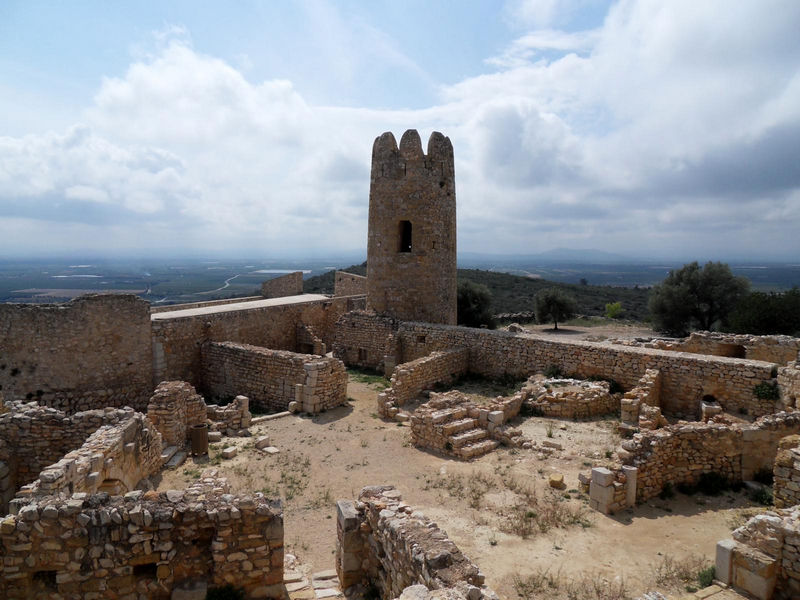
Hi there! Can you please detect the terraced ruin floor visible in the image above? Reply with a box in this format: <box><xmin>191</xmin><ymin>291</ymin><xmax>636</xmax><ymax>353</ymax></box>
<box><xmin>157</xmin><ymin>324</ymin><xmax>769</xmax><ymax>600</ymax></box>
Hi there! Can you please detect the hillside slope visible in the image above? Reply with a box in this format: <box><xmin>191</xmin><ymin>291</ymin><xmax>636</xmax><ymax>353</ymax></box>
<box><xmin>304</xmin><ymin>264</ymin><xmax>650</xmax><ymax>321</ymax></box>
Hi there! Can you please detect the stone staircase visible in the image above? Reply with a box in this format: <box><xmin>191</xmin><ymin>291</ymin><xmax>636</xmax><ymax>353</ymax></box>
<box><xmin>431</xmin><ymin>407</ymin><xmax>499</xmax><ymax>459</ymax></box>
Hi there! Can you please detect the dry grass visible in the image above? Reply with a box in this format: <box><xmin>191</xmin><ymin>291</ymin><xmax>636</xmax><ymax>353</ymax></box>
<box><xmin>650</xmin><ymin>554</ymin><xmax>712</xmax><ymax>593</ymax></box>
<box><xmin>513</xmin><ymin>567</ymin><xmax>630</xmax><ymax>600</ymax></box>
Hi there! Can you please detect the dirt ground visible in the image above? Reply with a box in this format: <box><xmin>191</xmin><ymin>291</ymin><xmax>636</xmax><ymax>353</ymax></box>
<box><xmin>157</xmin><ymin>323</ymin><xmax>766</xmax><ymax>600</ymax></box>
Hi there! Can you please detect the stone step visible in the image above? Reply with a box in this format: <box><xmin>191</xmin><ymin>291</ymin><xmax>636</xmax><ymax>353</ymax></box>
<box><xmin>160</xmin><ymin>445</ymin><xmax>178</xmax><ymax>463</ymax></box>
<box><xmin>449</xmin><ymin>428</ymin><xmax>488</xmax><ymax>448</ymax></box>
<box><xmin>459</xmin><ymin>439</ymin><xmax>499</xmax><ymax>459</ymax></box>
<box><xmin>430</xmin><ymin>407</ymin><xmax>468</xmax><ymax>424</ymax></box>
<box><xmin>442</xmin><ymin>417</ymin><xmax>477</xmax><ymax>436</ymax></box>
<box><xmin>165</xmin><ymin>451</ymin><xmax>187</xmax><ymax>468</ymax></box>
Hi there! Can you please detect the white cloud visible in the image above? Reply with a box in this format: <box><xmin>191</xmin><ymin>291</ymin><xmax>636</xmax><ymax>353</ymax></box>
<box><xmin>1</xmin><ymin>1</ymin><xmax>799</xmax><ymax>260</ymax></box>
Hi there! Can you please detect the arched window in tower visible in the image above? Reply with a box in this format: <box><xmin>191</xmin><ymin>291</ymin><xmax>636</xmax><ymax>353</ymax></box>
<box><xmin>398</xmin><ymin>220</ymin><xmax>412</xmax><ymax>252</ymax></box>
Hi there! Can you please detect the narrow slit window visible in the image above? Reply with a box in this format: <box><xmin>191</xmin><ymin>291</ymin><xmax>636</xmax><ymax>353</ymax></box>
<box><xmin>398</xmin><ymin>220</ymin><xmax>412</xmax><ymax>253</ymax></box>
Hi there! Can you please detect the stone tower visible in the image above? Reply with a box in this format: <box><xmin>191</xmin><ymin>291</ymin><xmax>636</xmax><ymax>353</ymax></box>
<box><xmin>366</xmin><ymin>129</ymin><xmax>457</xmax><ymax>325</ymax></box>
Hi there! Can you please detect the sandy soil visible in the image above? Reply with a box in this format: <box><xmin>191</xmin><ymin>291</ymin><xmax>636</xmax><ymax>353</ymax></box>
<box><xmin>157</xmin><ymin>323</ymin><xmax>765</xmax><ymax>600</ymax></box>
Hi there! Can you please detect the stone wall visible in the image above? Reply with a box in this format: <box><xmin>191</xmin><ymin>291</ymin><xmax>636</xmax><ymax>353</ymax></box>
<box><xmin>0</xmin><ymin>294</ymin><xmax>153</xmax><ymax>413</ymax></box>
<box><xmin>620</xmin><ymin>369</ymin><xmax>663</xmax><ymax>430</ymax></box>
<box><xmin>717</xmin><ymin>508</ymin><xmax>800</xmax><ymax>600</ymax></box>
<box><xmin>612</xmin><ymin>332</ymin><xmax>800</xmax><ymax>366</ymax></box>
<box><xmin>297</xmin><ymin>323</ymin><xmax>326</xmax><ymax>355</ymax></box>
<box><xmin>333</xmin><ymin>310</ymin><xmax>399</xmax><ymax>373</ymax></box>
<box><xmin>152</xmin><ymin>295</ymin><xmax>359</xmax><ymax>386</ymax></box>
<box><xmin>366</xmin><ymin>130</ymin><xmax>457</xmax><ymax>325</ymax></box>
<box><xmin>377</xmin><ymin>348</ymin><xmax>469</xmax><ymax>418</ymax></box>
<box><xmin>774</xmin><ymin>435</ymin><xmax>800</xmax><ymax>509</ymax></box>
<box><xmin>15</xmin><ymin>412</ymin><xmax>162</xmax><ymax>500</ymax></box>
<box><xmin>336</xmin><ymin>485</ymin><xmax>496</xmax><ymax>600</ymax></box>
<box><xmin>146</xmin><ymin>381</ymin><xmax>207</xmax><ymax>447</ymax></box>
<box><xmin>334</xmin><ymin>271</ymin><xmax>367</xmax><ymax>297</ymax></box>
<box><xmin>618</xmin><ymin>411</ymin><xmax>800</xmax><ymax>502</ymax></box>
<box><xmin>207</xmin><ymin>395</ymin><xmax>252</xmax><ymax>435</ymax></box>
<box><xmin>523</xmin><ymin>377</ymin><xmax>618</xmax><ymax>420</ymax></box>
<box><xmin>0</xmin><ymin>470</ymin><xmax>284</xmax><ymax>600</ymax></box>
<box><xmin>201</xmin><ymin>342</ymin><xmax>347</xmax><ymax>414</ymax></box>
<box><xmin>0</xmin><ymin>402</ymin><xmax>147</xmax><ymax>514</ymax></box>
<box><xmin>392</xmin><ymin>321</ymin><xmax>779</xmax><ymax>418</ymax></box>
<box><xmin>261</xmin><ymin>271</ymin><xmax>304</xmax><ymax>299</ymax></box>
<box><xmin>778</xmin><ymin>364</ymin><xmax>800</xmax><ymax>410</ymax></box>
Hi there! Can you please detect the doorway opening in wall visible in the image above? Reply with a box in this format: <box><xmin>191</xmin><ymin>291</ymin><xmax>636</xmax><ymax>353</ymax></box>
<box><xmin>398</xmin><ymin>221</ymin><xmax>412</xmax><ymax>253</ymax></box>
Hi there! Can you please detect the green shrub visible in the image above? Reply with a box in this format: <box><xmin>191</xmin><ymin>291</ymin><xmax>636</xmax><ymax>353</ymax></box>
<box><xmin>753</xmin><ymin>381</ymin><xmax>779</xmax><ymax>401</ymax></box>
<box><xmin>544</xmin><ymin>365</ymin><xmax>563</xmax><ymax>378</ymax></box>
<box><xmin>659</xmin><ymin>482</ymin><xmax>675</xmax><ymax>500</ymax></box>
<box><xmin>750</xmin><ymin>487</ymin><xmax>773</xmax><ymax>506</ymax></box>
<box><xmin>604</xmin><ymin>301</ymin><xmax>624</xmax><ymax>319</ymax></box>
<box><xmin>457</xmin><ymin>280</ymin><xmax>495</xmax><ymax>328</ymax></box>
<box><xmin>697</xmin><ymin>566</ymin><xmax>715</xmax><ymax>588</ymax></box>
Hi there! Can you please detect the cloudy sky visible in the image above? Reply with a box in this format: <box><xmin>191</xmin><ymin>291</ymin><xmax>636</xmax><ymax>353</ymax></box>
<box><xmin>1</xmin><ymin>0</ymin><xmax>799</xmax><ymax>261</ymax></box>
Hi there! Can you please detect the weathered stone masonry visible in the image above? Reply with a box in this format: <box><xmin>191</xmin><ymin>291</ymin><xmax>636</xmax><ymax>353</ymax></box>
<box><xmin>201</xmin><ymin>341</ymin><xmax>347</xmax><ymax>414</ymax></box>
<box><xmin>0</xmin><ymin>295</ymin><xmax>153</xmax><ymax>413</ymax></box>
<box><xmin>152</xmin><ymin>295</ymin><xmax>361</xmax><ymax>388</ymax></box>
<box><xmin>334</xmin><ymin>271</ymin><xmax>367</xmax><ymax>297</ymax></box>
<box><xmin>367</xmin><ymin>130</ymin><xmax>457</xmax><ymax>325</ymax></box>
<box><xmin>336</xmin><ymin>486</ymin><xmax>496</xmax><ymax>600</ymax></box>
<box><xmin>261</xmin><ymin>271</ymin><xmax>303</xmax><ymax>299</ymax></box>
<box><xmin>146</xmin><ymin>381</ymin><xmax>207</xmax><ymax>447</ymax></box>
<box><xmin>0</xmin><ymin>470</ymin><xmax>284</xmax><ymax>600</ymax></box>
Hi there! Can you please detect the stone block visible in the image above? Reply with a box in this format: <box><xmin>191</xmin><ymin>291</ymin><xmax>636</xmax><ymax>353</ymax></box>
<box><xmin>592</xmin><ymin>467</ymin><xmax>615</xmax><ymax>487</ymax></box>
<box><xmin>715</xmin><ymin>539</ymin><xmax>737</xmax><ymax>585</ymax></box>
<box><xmin>221</xmin><ymin>447</ymin><xmax>238</xmax><ymax>459</ymax></box>
<box><xmin>255</xmin><ymin>436</ymin><xmax>271</xmax><ymax>450</ymax></box>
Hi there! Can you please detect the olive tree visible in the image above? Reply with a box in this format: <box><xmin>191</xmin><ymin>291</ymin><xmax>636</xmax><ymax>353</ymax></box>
<box><xmin>535</xmin><ymin>288</ymin><xmax>577</xmax><ymax>330</ymax></box>
<box><xmin>648</xmin><ymin>261</ymin><xmax>749</xmax><ymax>336</ymax></box>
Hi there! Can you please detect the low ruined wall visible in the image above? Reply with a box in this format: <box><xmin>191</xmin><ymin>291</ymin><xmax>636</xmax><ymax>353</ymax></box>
<box><xmin>336</xmin><ymin>486</ymin><xmax>496</xmax><ymax>600</ymax></box>
<box><xmin>620</xmin><ymin>369</ymin><xmax>663</xmax><ymax>428</ymax></box>
<box><xmin>0</xmin><ymin>294</ymin><xmax>153</xmax><ymax>412</ymax></box>
<box><xmin>146</xmin><ymin>381</ymin><xmax>207</xmax><ymax>447</ymax></box>
<box><xmin>0</xmin><ymin>470</ymin><xmax>284</xmax><ymax>600</ymax></box>
<box><xmin>0</xmin><ymin>402</ymin><xmax>145</xmax><ymax>514</ymax></box>
<box><xmin>150</xmin><ymin>296</ymin><xmax>263</xmax><ymax>314</ymax></box>
<box><xmin>333</xmin><ymin>310</ymin><xmax>399</xmax><ymax>372</ymax></box>
<box><xmin>201</xmin><ymin>341</ymin><xmax>347</xmax><ymax>414</ymax></box>
<box><xmin>778</xmin><ymin>364</ymin><xmax>800</xmax><ymax>410</ymax></box>
<box><xmin>391</xmin><ymin>321</ymin><xmax>778</xmax><ymax>418</ymax></box>
<box><xmin>297</xmin><ymin>323</ymin><xmax>326</xmax><ymax>355</ymax></box>
<box><xmin>619</xmin><ymin>412</ymin><xmax>800</xmax><ymax>502</ymax></box>
<box><xmin>378</xmin><ymin>348</ymin><xmax>469</xmax><ymax>417</ymax></box>
<box><xmin>152</xmin><ymin>295</ymin><xmax>359</xmax><ymax>387</ymax></box>
<box><xmin>774</xmin><ymin>435</ymin><xmax>800</xmax><ymax>509</ymax></box>
<box><xmin>717</xmin><ymin>508</ymin><xmax>800</xmax><ymax>600</ymax></box>
<box><xmin>207</xmin><ymin>395</ymin><xmax>251</xmax><ymax>434</ymax></box>
<box><xmin>334</xmin><ymin>271</ymin><xmax>367</xmax><ymax>297</ymax></box>
<box><xmin>261</xmin><ymin>271</ymin><xmax>303</xmax><ymax>298</ymax></box>
<box><xmin>15</xmin><ymin>413</ymin><xmax>162</xmax><ymax>500</ymax></box>
<box><xmin>524</xmin><ymin>378</ymin><xmax>618</xmax><ymax>419</ymax></box>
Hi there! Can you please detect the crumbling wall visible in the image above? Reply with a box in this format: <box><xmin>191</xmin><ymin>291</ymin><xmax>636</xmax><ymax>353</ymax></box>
<box><xmin>0</xmin><ymin>294</ymin><xmax>153</xmax><ymax>412</ymax></box>
<box><xmin>393</xmin><ymin>321</ymin><xmax>778</xmax><ymax>418</ymax></box>
<box><xmin>334</xmin><ymin>271</ymin><xmax>367</xmax><ymax>297</ymax></box>
<box><xmin>717</xmin><ymin>509</ymin><xmax>800</xmax><ymax>600</ymax></box>
<box><xmin>523</xmin><ymin>377</ymin><xmax>618</xmax><ymax>419</ymax></box>
<box><xmin>336</xmin><ymin>486</ymin><xmax>496</xmax><ymax>600</ymax></box>
<box><xmin>0</xmin><ymin>402</ymin><xmax>145</xmax><ymax>514</ymax></box>
<box><xmin>620</xmin><ymin>369</ymin><xmax>663</xmax><ymax>431</ymax></box>
<box><xmin>207</xmin><ymin>395</ymin><xmax>252</xmax><ymax>434</ymax></box>
<box><xmin>778</xmin><ymin>363</ymin><xmax>800</xmax><ymax>410</ymax></box>
<box><xmin>0</xmin><ymin>470</ymin><xmax>284</xmax><ymax>600</ymax></box>
<box><xmin>201</xmin><ymin>341</ymin><xmax>347</xmax><ymax>414</ymax></box>
<box><xmin>377</xmin><ymin>348</ymin><xmax>469</xmax><ymax>417</ymax></box>
<box><xmin>152</xmin><ymin>295</ymin><xmax>357</xmax><ymax>386</ymax></box>
<box><xmin>773</xmin><ymin>435</ymin><xmax>800</xmax><ymax>509</ymax></box>
<box><xmin>146</xmin><ymin>381</ymin><xmax>207</xmax><ymax>447</ymax></box>
<box><xmin>619</xmin><ymin>411</ymin><xmax>800</xmax><ymax>502</ymax></box>
<box><xmin>297</xmin><ymin>323</ymin><xmax>326</xmax><ymax>355</ymax></box>
<box><xmin>261</xmin><ymin>271</ymin><xmax>304</xmax><ymax>298</ymax></box>
<box><xmin>15</xmin><ymin>412</ymin><xmax>162</xmax><ymax>499</ymax></box>
<box><xmin>333</xmin><ymin>310</ymin><xmax>399</xmax><ymax>373</ymax></box>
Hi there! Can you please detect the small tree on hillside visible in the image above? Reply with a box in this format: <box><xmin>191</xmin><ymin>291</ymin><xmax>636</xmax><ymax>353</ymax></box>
<box><xmin>649</xmin><ymin>261</ymin><xmax>749</xmax><ymax>336</ymax></box>
<box><xmin>535</xmin><ymin>288</ymin><xmax>577</xmax><ymax>330</ymax></box>
<box><xmin>457</xmin><ymin>280</ymin><xmax>495</xmax><ymax>328</ymax></box>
